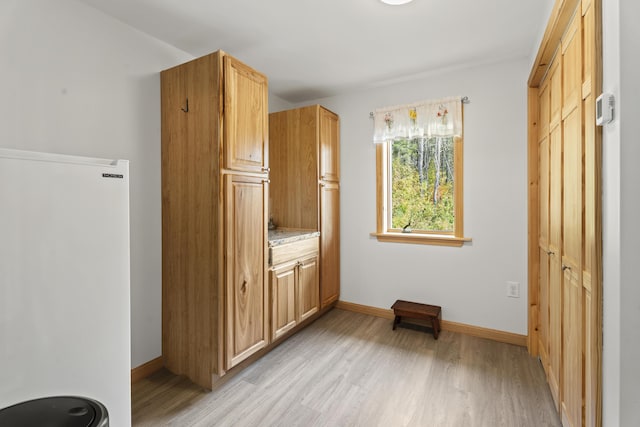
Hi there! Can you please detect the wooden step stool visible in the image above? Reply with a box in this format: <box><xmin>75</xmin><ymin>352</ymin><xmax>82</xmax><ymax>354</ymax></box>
<box><xmin>391</xmin><ymin>300</ymin><xmax>442</xmax><ymax>339</ymax></box>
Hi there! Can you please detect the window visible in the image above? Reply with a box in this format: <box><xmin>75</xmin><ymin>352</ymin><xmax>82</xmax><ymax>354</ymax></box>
<box><xmin>371</xmin><ymin>97</ymin><xmax>471</xmax><ymax>246</ymax></box>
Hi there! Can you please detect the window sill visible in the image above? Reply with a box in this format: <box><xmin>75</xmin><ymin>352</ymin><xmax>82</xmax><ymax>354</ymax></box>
<box><xmin>370</xmin><ymin>232</ymin><xmax>472</xmax><ymax>247</ymax></box>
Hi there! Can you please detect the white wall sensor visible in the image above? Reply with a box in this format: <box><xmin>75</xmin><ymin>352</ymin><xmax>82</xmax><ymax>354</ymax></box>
<box><xmin>596</xmin><ymin>93</ymin><xmax>614</xmax><ymax>125</ymax></box>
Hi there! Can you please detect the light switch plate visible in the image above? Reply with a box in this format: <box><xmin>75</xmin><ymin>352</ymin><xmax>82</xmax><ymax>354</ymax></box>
<box><xmin>507</xmin><ymin>281</ymin><xmax>520</xmax><ymax>298</ymax></box>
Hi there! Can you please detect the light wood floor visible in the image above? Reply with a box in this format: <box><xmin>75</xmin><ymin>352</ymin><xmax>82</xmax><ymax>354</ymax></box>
<box><xmin>132</xmin><ymin>309</ymin><xmax>561</xmax><ymax>427</ymax></box>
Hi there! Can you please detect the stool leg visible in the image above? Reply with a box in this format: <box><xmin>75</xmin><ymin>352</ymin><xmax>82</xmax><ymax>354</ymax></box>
<box><xmin>393</xmin><ymin>315</ymin><xmax>401</xmax><ymax>330</ymax></box>
<box><xmin>431</xmin><ymin>317</ymin><xmax>440</xmax><ymax>340</ymax></box>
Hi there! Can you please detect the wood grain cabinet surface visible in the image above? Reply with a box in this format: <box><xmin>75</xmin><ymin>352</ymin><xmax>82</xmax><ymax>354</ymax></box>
<box><xmin>269</xmin><ymin>238</ymin><xmax>319</xmax><ymax>342</ymax></box>
<box><xmin>161</xmin><ymin>50</ymin><xmax>269</xmax><ymax>389</ymax></box>
<box><xmin>269</xmin><ymin>105</ymin><xmax>340</xmax><ymax>309</ymax></box>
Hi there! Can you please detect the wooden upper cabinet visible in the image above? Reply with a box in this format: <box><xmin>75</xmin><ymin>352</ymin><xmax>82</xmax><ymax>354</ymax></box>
<box><xmin>319</xmin><ymin>107</ymin><xmax>340</xmax><ymax>182</ymax></box>
<box><xmin>223</xmin><ymin>56</ymin><xmax>269</xmax><ymax>173</ymax></box>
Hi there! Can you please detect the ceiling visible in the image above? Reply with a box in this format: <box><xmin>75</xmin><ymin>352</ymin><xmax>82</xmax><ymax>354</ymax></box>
<box><xmin>77</xmin><ymin>0</ymin><xmax>553</xmax><ymax>103</ymax></box>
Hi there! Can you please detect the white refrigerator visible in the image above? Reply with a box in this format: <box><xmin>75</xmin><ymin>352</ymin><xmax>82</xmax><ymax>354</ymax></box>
<box><xmin>0</xmin><ymin>148</ymin><xmax>131</xmax><ymax>426</ymax></box>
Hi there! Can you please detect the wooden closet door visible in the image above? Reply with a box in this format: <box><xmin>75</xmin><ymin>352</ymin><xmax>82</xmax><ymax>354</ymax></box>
<box><xmin>561</xmin><ymin>13</ymin><xmax>583</xmax><ymax>427</ymax></box>
<box><xmin>530</xmin><ymin>2</ymin><xmax>602</xmax><ymax>424</ymax></box>
<box><xmin>548</xmin><ymin>60</ymin><xmax>563</xmax><ymax>411</ymax></box>
<box><xmin>582</xmin><ymin>1</ymin><xmax>602</xmax><ymax>425</ymax></box>
<box><xmin>537</xmin><ymin>82</ymin><xmax>551</xmax><ymax>373</ymax></box>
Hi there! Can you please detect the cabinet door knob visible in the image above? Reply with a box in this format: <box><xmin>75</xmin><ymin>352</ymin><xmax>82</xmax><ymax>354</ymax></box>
<box><xmin>546</xmin><ymin>250</ymin><xmax>555</xmax><ymax>256</ymax></box>
<box><xmin>261</xmin><ymin>167</ymin><xmax>270</xmax><ymax>172</ymax></box>
<box><xmin>562</xmin><ymin>264</ymin><xmax>571</xmax><ymax>271</ymax></box>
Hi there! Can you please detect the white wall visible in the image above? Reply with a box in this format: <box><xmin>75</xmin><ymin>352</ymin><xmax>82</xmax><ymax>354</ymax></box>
<box><xmin>0</xmin><ymin>0</ymin><xmax>192</xmax><ymax>369</ymax></box>
<box><xmin>602</xmin><ymin>0</ymin><xmax>621</xmax><ymax>424</ymax></box>
<box><xmin>602</xmin><ymin>0</ymin><xmax>640</xmax><ymax>424</ymax></box>
<box><xmin>617</xmin><ymin>1</ymin><xmax>640</xmax><ymax>422</ymax></box>
<box><xmin>304</xmin><ymin>58</ymin><xmax>530</xmax><ymax>335</ymax></box>
<box><xmin>528</xmin><ymin>0</ymin><xmax>558</xmax><ymax>68</ymax></box>
<box><xmin>0</xmin><ymin>0</ymin><xmax>312</xmax><ymax>374</ymax></box>
<box><xmin>269</xmin><ymin>93</ymin><xmax>294</xmax><ymax>114</ymax></box>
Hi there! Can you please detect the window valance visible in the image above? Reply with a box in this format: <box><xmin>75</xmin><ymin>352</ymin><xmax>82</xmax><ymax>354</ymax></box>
<box><xmin>372</xmin><ymin>96</ymin><xmax>463</xmax><ymax>144</ymax></box>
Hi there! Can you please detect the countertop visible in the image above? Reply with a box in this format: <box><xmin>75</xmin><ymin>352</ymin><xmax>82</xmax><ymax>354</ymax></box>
<box><xmin>268</xmin><ymin>229</ymin><xmax>320</xmax><ymax>247</ymax></box>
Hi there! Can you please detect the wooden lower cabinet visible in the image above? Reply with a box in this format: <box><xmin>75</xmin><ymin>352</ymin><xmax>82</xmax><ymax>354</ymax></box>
<box><xmin>298</xmin><ymin>256</ymin><xmax>320</xmax><ymax>321</ymax></box>
<box><xmin>270</xmin><ymin>262</ymin><xmax>297</xmax><ymax>341</ymax></box>
<box><xmin>269</xmin><ymin>239</ymin><xmax>319</xmax><ymax>342</ymax></box>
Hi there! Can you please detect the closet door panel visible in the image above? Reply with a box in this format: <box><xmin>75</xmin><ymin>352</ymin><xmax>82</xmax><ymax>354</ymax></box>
<box><xmin>548</xmin><ymin>121</ymin><xmax>563</xmax><ymax>410</ymax></box>
<box><xmin>582</xmin><ymin>2</ymin><xmax>601</xmax><ymax>425</ymax></box>
<box><xmin>538</xmin><ymin>89</ymin><xmax>551</xmax><ymax>371</ymax></box>
<box><xmin>547</xmin><ymin>59</ymin><xmax>563</xmax><ymax>411</ymax></box>
<box><xmin>560</xmin><ymin>14</ymin><xmax>583</xmax><ymax>427</ymax></box>
<box><xmin>561</xmin><ymin>108</ymin><xmax>583</xmax><ymax>427</ymax></box>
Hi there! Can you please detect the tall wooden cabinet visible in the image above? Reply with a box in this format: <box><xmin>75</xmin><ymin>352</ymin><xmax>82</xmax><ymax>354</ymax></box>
<box><xmin>161</xmin><ymin>50</ymin><xmax>269</xmax><ymax>389</ymax></box>
<box><xmin>269</xmin><ymin>105</ymin><xmax>340</xmax><ymax>309</ymax></box>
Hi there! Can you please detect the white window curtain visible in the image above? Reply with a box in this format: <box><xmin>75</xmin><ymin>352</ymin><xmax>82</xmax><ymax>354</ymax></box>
<box><xmin>372</xmin><ymin>96</ymin><xmax>463</xmax><ymax>143</ymax></box>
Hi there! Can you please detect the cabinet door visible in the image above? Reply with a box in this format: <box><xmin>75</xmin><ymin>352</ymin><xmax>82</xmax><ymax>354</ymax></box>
<box><xmin>319</xmin><ymin>108</ymin><xmax>339</xmax><ymax>182</ymax></box>
<box><xmin>270</xmin><ymin>262</ymin><xmax>297</xmax><ymax>341</ymax></box>
<box><xmin>225</xmin><ymin>174</ymin><xmax>269</xmax><ymax>369</ymax></box>
<box><xmin>320</xmin><ymin>181</ymin><xmax>340</xmax><ymax>308</ymax></box>
<box><xmin>223</xmin><ymin>55</ymin><xmax>269</xmax><ymax>173</ymax></box>
<box><xmin>298</xmin><ymin>255</ymin><xmax>319</xmax><ymax>322</ymax></box>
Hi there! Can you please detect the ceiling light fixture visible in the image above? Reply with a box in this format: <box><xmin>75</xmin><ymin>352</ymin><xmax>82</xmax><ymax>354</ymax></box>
<box><xmin>380</xmin><ymin>0</ymin><xmax>414</xmax><ymax>5</ymax></box>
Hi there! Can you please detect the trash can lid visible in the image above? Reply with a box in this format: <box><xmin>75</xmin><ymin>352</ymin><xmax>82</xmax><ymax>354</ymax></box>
<box><xmin>0</xmin><ymin>396</ymin><xmax>106</xmax><ymax>427</ymax></box>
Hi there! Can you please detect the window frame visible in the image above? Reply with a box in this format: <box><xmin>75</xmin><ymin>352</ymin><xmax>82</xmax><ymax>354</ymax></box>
<box><xmin>372</xmin><ymin>135</ymin><xmax>471</xmax><ymax>247</ymax></box>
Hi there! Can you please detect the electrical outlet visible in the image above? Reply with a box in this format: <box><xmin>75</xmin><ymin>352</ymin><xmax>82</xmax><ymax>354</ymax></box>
<box><xmin>507</xmin><ymin>281</ymin><xmax>520</xmax><ymax>298</ymax></box>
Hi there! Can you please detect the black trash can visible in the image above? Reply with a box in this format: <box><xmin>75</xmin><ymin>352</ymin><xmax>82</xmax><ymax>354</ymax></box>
<box><xmin>0</xmin><ymin>396</ymin><xmax>108</xmax><ymax>427</ymax></box>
